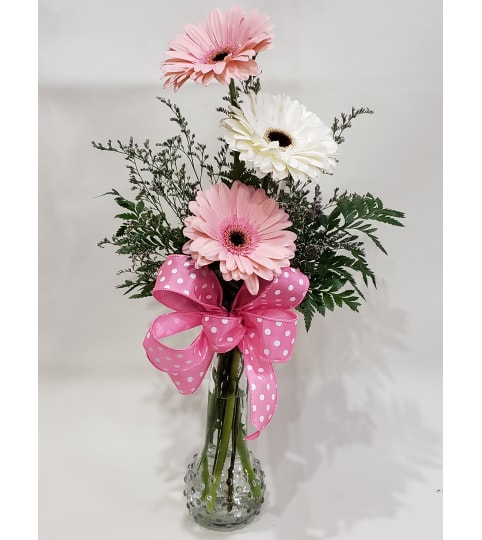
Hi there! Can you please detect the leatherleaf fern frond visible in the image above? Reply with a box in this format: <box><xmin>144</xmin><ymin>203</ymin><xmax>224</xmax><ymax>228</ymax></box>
<box><xmin>260</xmin><ymin>179</ymin><xmax>405</xmax><ymax>331</ymax></box>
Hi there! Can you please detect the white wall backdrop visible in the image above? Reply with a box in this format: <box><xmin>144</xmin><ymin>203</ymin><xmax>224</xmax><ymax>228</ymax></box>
<box><xmin>39</xmin><ymin>1</ymin><xmax>442</xmax><ymax>539</ymax></box>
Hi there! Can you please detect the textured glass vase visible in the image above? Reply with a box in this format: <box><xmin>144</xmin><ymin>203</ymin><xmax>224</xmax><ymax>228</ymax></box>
<box><xmin>184</xmin><ymin>347</ymin><xmax>266</xmax><ymax>530</ymax></box>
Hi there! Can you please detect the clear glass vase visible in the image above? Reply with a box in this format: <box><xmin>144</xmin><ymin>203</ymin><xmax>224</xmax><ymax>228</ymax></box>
<box><xmin>184</xmin><ymin>347</ymin><xmax>266</xmax><ymax>530</ymax></box>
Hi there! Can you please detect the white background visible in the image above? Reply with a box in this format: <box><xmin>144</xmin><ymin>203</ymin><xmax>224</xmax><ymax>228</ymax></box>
<box><xmin>38</xmin><ymin>1</ymin><xmax>442</xmax><ymax>538</ymax></box>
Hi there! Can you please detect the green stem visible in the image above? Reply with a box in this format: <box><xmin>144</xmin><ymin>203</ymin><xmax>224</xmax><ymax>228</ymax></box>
<box><xmin>205</xmin><ymin>348</ymin><xmax>242</xmax><ymax>513</ymax></box>
<box><xmin>199</xmin><ymin>391</ymin><xmax>216</xmax><ymax>498</ymax></box>
<box><xmin>236</xmin><ymin>429</ymin><xmax>262</xmax><ymax>500</ymax></box>
<box><xmin>200</xmin><ymin>451</ymin><xmax>209</xmax><ymax>499</ymax></box>
<box><xmin>227</xmin><ymin>397</ymin><xmax>239</xmax><ymax>511</ymax></box>
<box><xmin>227</xmin><ymin>79</ymin><xmax>245</xmax><ymax>176</ymax></box>
<box><xmin>228</xmin><ymin>79</ymin><xmax>238</xmax><ymax>108</ymax></box>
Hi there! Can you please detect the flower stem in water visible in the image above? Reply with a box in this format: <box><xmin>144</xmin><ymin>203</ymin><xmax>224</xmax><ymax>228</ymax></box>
<box><xmin>205</xmin><ymin>348</ymin><xmax>241</xmax><ymax>513</ymax></box>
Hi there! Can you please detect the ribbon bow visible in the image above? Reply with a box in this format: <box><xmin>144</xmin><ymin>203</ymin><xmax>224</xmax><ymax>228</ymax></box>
<box><xmin>143</xmin><ymin>254</ymin><xmax>309</xmax><ymax>439</ymax></box>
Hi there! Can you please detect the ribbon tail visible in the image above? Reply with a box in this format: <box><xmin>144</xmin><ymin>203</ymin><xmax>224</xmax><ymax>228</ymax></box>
<box><xmin>242</xmin><ymin>342</ymin><xmax>279</xmax><ymax>440</ymax></box>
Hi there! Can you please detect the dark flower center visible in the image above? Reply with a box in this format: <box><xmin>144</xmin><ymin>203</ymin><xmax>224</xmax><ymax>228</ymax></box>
<box><xmin>228</xmin><ymin>231</ymin><xmax>246</xmax><ymax>247</ymax></box>
<box><xmin>212</xmin><ymin>51</ymin><xmax>230</xmax><ymax>62</ymax></box>
<box><xmin>264</xmin><ymin>129</ymin><xmax>293</xmax><ymax>149</ymax></box>
<box><xmin>221</xmin><ymin>219</ymin><xmax>258</xmax><ymax>255</ymax></box>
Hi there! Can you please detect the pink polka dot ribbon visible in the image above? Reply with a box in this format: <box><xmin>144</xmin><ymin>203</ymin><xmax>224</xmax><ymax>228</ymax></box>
<box><xmin>142</xmin><ymin>254</ymin><xmax>309</xmax><ymax>439</ymax></box>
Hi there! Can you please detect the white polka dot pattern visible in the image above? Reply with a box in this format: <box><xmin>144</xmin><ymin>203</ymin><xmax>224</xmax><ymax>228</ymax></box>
<box><xmin>152</xmin><ymin>254</ymin><xmax>224</xmax><ymax>312</ymax></box>
<box><xmin>143</xmin><ymin>254</ymin><xmax>310</xmax><ymax>440</ymax></box>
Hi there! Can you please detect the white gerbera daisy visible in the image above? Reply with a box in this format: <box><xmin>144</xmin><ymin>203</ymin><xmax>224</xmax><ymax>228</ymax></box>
<box><xmin>221</xmin><ymin>93</ymin><xmax>338</xmax><ymax>183</ymax></box>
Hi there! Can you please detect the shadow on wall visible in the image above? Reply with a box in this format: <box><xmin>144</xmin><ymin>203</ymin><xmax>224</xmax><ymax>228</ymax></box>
<box><xmin>262</xmin><ymin>282</ymin><xmax>441</xmax><ymax>539</ymax></box>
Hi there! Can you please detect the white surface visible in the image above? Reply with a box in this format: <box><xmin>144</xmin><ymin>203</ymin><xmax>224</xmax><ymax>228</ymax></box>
<box><xmin>39</xmin><ymin>0</ymin><xmax>442</xmax><ymax>538</ymax></box>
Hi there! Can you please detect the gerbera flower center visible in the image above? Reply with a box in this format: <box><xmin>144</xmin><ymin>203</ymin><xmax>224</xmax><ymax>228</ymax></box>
<box><xmin>228</xmin><ymin>231</ymin><xmax>246</xmax><ymax>246</ymax></box>
<box><xmin>224</xmin><ymin>227</ymin><xmax>251</xmax><ymax>251</ymax></box>
<box><xmin>264</xmin><ymin>128</ymin><xmax>293</xmax><ymax>150</ymax></box>
<box><xmin>204</xmin><ymin>46</ymin><xmax>236</xmax><ymax>64</ymax></box>
<box><xmin>212</xmin><ymin>50</ymin><xmax>230</xmax><ymax>62</ymax></box>
<box><xmin>220</xmin><ymin>218</ymin><xmax>258</xmax><ymax>254</ymax></box>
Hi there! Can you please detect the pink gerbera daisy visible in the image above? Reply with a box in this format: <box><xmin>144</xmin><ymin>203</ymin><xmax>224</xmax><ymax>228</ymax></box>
<box><xmin>162</xmin><ymin>6</ymin><xmax>274</xmax><ymax>91</ymax></box>
<box><xmin>182</xmin><ymin>181</ymin><xmax>296</xmax><ymax>295</ymax></box>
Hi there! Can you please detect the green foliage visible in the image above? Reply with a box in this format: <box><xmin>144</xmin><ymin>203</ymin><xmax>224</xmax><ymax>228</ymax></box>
<box><xmin>94</xmin><ymin>86</ymin><xmax>404</xmax><ymax>328</ymax></box>
<box><xmin>97</xmin><ymin>189</ymin><xmax>186</xmax><ymax>298</ymax></box>
<box><xmin>293</xmin><ymin>188</ymin><xmax>405</xmax><ymax>330</ymax></box>
<box><xmin>93</xmin><ymin>99</ymin><xmax>224</xmax><ymax>297</ymax></box>
<box><xmin>256</xmin><ymin>177</ymin><xmax>404</xmax><ymax>331</ymax></box>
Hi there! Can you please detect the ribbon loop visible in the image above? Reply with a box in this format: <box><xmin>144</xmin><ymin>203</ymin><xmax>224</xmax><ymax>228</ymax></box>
<box><xmin>153</xmin><ymin>254</ymin><xmax>224</xmax><ymax>312</ymax></box>
<box><xmin>143</xmin><ymin>254</ymin><xmax>309</xmax><ymax>438</ymax></box>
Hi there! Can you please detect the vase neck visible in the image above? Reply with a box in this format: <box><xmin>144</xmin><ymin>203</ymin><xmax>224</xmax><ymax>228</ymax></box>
<box><xmin>209</xmin><ymin>347</ymin><xmax>247</xmax><ymax>398</ymax></box>
<box><xmin>204</xmin><ymin>348</ymin><xmax>248</xmax><ymax>448</ymax></box>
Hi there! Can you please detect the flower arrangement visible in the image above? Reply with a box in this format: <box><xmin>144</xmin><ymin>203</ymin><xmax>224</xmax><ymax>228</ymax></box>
<box><xmin>93</xmin><ymin>5</ymin><xmax>404</xmax><ymax>530</ymax></box>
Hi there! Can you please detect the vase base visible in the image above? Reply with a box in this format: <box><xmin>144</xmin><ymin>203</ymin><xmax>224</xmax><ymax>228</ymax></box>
<box><xmin>184</xmin><ymin>446</ymin><xmax>265</xmax><ymax>531</ymax></box>
<box><xmin>189</xmin><ymin>509</ymin><xmax>260</xmax><ymax>532</ymax></box>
